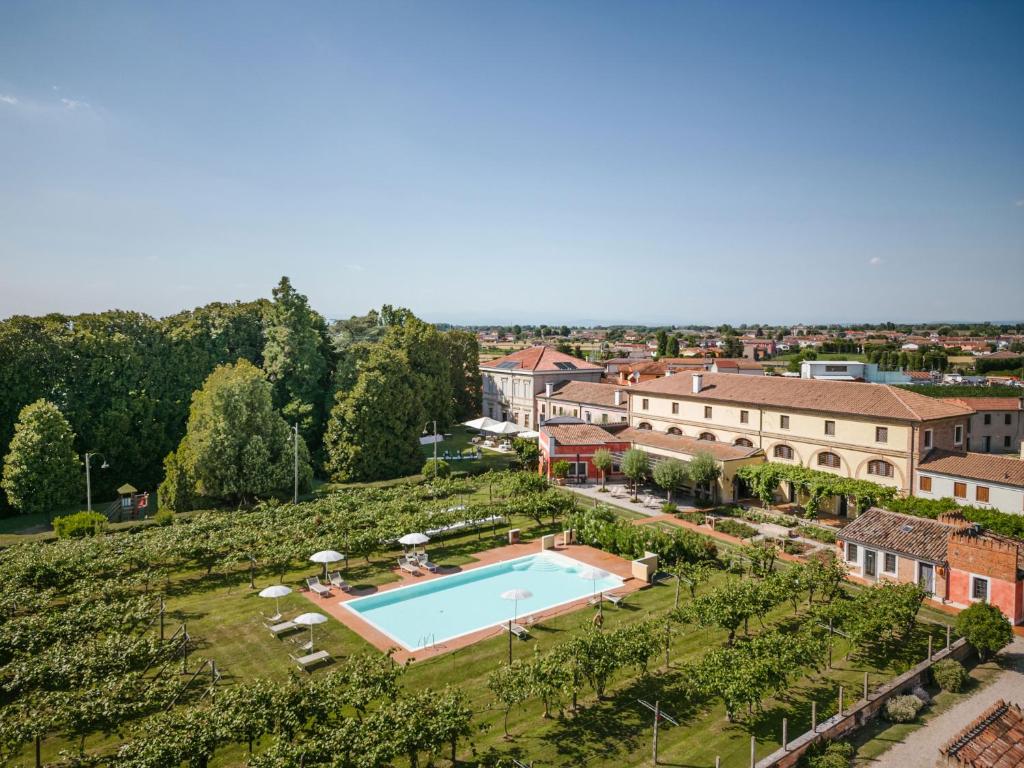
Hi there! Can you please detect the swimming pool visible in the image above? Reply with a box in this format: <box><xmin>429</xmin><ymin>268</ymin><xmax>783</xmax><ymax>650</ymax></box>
<box><xmin>342</xmin><ymin>552</ymin><xmax>623</xmax><ymax>651</ymax></box>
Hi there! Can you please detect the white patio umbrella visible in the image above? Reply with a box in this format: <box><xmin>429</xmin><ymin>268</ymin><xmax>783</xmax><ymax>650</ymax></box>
<box><xmin>500</xmin><ymin>588</ymin><xmax>533</xmax><ymax>625</ymax></box>
<box><xmin>398</xmin><ymin>531</ymin><xmax>428</xmax><ymax>555</ymax></box>
<box><xmin>578</xmin><ymin>567</ymin><xmax>611</xmax><ymax>614</ymax></box>
<box><xmin>309</xmin><ymin>550</ymin><xmax>345</xmax><ymax>579</ymax></box>
<box><xmin>258</xmin><ymin>584</ymin><xmax>292</xmax><ymax>621</ymax></box>
<box><xmin>463</xmin><ymin>416</ymin><xmax>500</xmax><ymax>431</ymax></box>
<box><xmin>294</xmin><ymin>612</ymin><xmax>328</xmax><ymax>651</ymax></box>
<box><xmin>516</xmin><ymin>429</ymin><xmax>541</xmax><ymax>439</ymax></box>
<box><xmin>487</xmin><ymin>421</ymin><xmax>526</xmax><ymax>436</ymax></box>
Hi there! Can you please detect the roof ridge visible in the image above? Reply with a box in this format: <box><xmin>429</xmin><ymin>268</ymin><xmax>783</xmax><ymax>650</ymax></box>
<box><xmin>885</xmin><ymin>384</ymin><xmax>924</xmax><ymax>421</ymax></box>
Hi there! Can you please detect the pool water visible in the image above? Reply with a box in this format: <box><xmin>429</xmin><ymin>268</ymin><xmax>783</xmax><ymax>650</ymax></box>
<box><xmin>342</xmin><ymin>552</ymin><xmax>623</xmax><ymax>651</ymax></box>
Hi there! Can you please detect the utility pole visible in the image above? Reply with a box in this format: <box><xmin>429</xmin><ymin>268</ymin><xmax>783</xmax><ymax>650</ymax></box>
<box><xmin>83</xmin><ymin>452</ymin><xmax>107</xmax><ymax>512</ymax></box>
<box><xmin>293</xmin><ymin>423</ymin><xmax>299</xmax><ymax>504</ymax></box>
<box><xmin>638</xmin><ymin>699</ymin><xmax>677</xmax><ymax>765</ymax></box>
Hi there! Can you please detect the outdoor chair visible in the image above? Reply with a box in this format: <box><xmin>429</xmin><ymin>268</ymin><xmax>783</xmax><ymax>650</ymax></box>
<box><xmin>265</xmin><ymin>619</ymin><xmax>300</xmax><ymax>637</ymax></box>
<box><xmin>398</xmin><ymin>558</ymin><xmax>421</xmax><ymax>576</ymax></box>
<box><xmin>306</xmin><ymin>576</ymin><xmax>332</xmax><ymax>598</ymax></box>
<box><xmin>327</xmin><ymin>571</ymin><xmax>351</xmax><ymax>592</ymax></box>
<box><xmin>416</xmin><ymin>552</ymin><xmax>440</xmax><ymax>572</ymax></box>
<box><xmin>506</xmin><ymin>622</ymin><xmax>530</xmax><ymax>640</ymax></box>
<box><xmin>603</xmin><ymin>592</ymin><xmax>626</xmax><ymax>607</ymax></box>
<box><xmin>290</xmin><ymin>650</ymin><xmax>331</xmax><ymax>673</ymax></box>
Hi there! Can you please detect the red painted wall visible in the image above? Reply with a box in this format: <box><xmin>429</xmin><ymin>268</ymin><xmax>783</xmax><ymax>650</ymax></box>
<box><xmin>539</xmin><ymin>440</ymin><xmax>631</xmax><ymax>480</ymax></box>
<box><xmin>948</xmin><ymin>569</ymin><xmax>1023</xmax><ymax>624</ymax></box>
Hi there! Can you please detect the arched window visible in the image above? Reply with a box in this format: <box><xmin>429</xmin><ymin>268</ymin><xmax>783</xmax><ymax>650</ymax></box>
<box><xmin>667</xmin><ymin>427</ymin><xmax>682</xmax><ymax>436</ymax></box>
<box><xmin>637</xmin><ymin>422</ymin><xmax>652</xmax><ymax>430</ymax></box>
<box><xmin>817</xmin><ymin>452</ymin><xmax>841</xmax><ymax>469</ymax></box>
<box><xmin>867</xmin><ymin>460</ymin><xmax>894</xmax><ymax>478</ymax></box>
<box><xmin>698</xmin><ymin>432</ymin><xmax>716</xmax><ymax>441</ymax></box>
<box><xmin>773</xmin><ymin>444</ymin><xmax>794</xmax><ymax>460</ymax></box>
<box><xmin>734</xmin><ymin>438</ymin><xmax>753</xmax><ymax>447</ymax></box>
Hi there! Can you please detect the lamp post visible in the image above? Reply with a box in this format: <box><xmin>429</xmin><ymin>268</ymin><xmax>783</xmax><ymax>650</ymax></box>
<box><xmin>83</xmin><ymin>452</ymin><xmax>108</xmax><ymax>511</ymax></box>
<box><xmin>292</xmin><ymin>423</ymin><xmax>299</xmax><ymax>504</ymax></box>
<box><xmin>423</xmin><ymin>420</ymin><xmax>438</xmax><ymax>466</ymax></box>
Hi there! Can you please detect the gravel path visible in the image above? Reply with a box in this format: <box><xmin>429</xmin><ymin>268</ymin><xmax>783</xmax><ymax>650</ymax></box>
<box><xmin>868</xmin><ymin>637</ymin><xmax>1024</xmax><ymax>768</ymax></box>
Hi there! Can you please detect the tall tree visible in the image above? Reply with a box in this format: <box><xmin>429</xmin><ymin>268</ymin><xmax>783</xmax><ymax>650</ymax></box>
<box><xmin>2</xmin><ymin>399</ymin><xmax>82</xmax><ymax>514</ymax></box>
<box><xmin>666</xmin><ymin>334</ymin><xmax>680</xmax><ymax>357</ymax></box>
<box><xmin>324</xmin><ymin>346</ymin><xmax>424</xmax><ymax>482</ymax></box>
<box><xmin>653</xmin><ymin>458</ymin><xmax>689</xmax><ymax>503</ymax></box>
<box><xmin>262</xmin><ymin>277</ymin><xmax>332</xmax><ymax>450</ymax></box>
<box><xmin>383</xmin><ymin>314</ymin><xmax>453</xmax><ymax>428</ymax></box>
<box><xmin>160</xmin><ymin>360</ymin><xmax>311</xmax><ymax>509</ymax></box>
<box><xmin>444</xmin><ymin>330</ymin><xmax>482</xmax><ymax>421</ymax></box>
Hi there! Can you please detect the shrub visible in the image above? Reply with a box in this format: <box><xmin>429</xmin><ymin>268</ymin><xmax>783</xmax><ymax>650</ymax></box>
<box><xmin>52</xmin><ymin>511</ymin><xmax>108</xmax><ymax>539</ymax></box>
<box><xmin>797</xmin><ymin>525</ymin><xmax>837</xmax><ymax>544</ymax></box>
<box><xmin>932</xmin><ymin>658</ymin><xmax>967</xmax><ymax>692</ymax></box>
<box><xmin>422</xmin><ymin>458</ymin><xmax>451</xmax><ymax>480</ymax></box>
<box><xmin>803</xmin><ymin>741</ymin><xmax>854</xmax><ymax>768</ymax></box>
<box><xmin>713</xmin><ymin>518</ymin><xmax>758</xmax><ymax>539</ymax></box>
<box><xmin>956</xmin><ymin>602</ymin><xmax>1013</xmax><ymax>661</ymax></box>
<box><xmin>884</xmin><ymin>694</ymin><xmax>924</xmax><ymax>723</ymax></box>
<box><xmin>568</xmin><ymin>506</ymin><xmax>717</xmax><ymax>565</ymax></box>
<box><xmin>153</xmin><ymin>508</ymin><xmax>175</xmax><ymax>526</ymax></box>
<box><xmin>551</xmin><ymin>460</ymin><xmax>570</xmax><ymax>480</ymax></box>
<box><xmin>661</xmin><ymin>501</ymin><xmax>678</xmax><ymax>514</ymax></box>
<box><xmin>676</xmin><ymin>510</ymin><xmax>706</xmax><ymax>525</ymax></box>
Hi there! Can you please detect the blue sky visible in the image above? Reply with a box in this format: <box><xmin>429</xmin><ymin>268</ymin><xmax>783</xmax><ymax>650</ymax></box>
<box><xmin>1</xmin><ymin>1</ymin><xmax>1022</xmax><ymax>325</ymax></box>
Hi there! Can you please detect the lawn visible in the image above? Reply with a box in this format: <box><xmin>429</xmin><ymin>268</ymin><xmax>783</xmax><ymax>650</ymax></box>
<box><xmin>19</xmin><ymin>503</ymin><xmax>960</xmax><ymax>768</ymax></box>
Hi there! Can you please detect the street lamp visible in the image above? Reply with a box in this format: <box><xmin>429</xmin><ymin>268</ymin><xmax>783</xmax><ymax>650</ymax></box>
<box><xmin>423</xmin><ymin>420</ymin><xmax>439</xmax><ymax>466</ymax></box>
<box><xmin>290</xmin><ymin>424</ymin><xmax>299</xmax><ymax>504</ymax></box>
<box><xmin>83</xmin><ymin>452</ymin><xmax>108</xmax><ymax>511</ymax></box>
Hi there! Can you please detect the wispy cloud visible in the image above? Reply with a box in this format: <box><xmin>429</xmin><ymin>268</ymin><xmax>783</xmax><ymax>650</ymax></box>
<box><xmin>347</xmin><ymin>264</ymin><xmax>365</xmax><ymax>273</ymax></box>
<box><xmin>60</xmin><ymin>97</ymin><xmax>90</xmax><ymax>111</ymax></box>
<box><xmin>0</xmin><ymin>94</ymin><xmax>18</xmax><ymax>106</ymax></box>
<box><xmin>869</xmin><ymin>256</ymin><xmax>884</xmax><ymax>266</ymax></box>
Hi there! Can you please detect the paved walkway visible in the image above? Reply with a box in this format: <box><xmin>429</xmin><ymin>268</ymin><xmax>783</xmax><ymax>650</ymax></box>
<box><xmin>867</xmin><ymin>637</ymin><xmax>1024</xmax><ymax>768</ymax></box>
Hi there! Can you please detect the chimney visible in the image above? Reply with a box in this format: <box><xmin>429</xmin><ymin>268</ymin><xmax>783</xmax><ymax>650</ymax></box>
<box><xmin>692</xmin><ymin>373</ymin><xmax>703</xmax><ymax>394</ymax></box>
<box><xmin>614</xmin><ymin>390</ymin><xmax>623</xmax><ymax>406</ymax></box>
<box><xmin>545</xmin><ymin>382</ymin><xmax>553</xmax><ymax>398</ymax></box>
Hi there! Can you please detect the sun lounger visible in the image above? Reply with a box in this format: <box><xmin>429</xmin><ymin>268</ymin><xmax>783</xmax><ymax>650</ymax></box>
<box><xmin>306</xmin><ymin>576</ymin><xmax>332</xmax><ymax>598</ymax></box>
<box><xmin>327</xmin><ymin>571</ymin><xmax>351</xmax><ymax>592</ymax></box>
<box><xmin>417</xmin><ymin>553</ymin><xmax>440</xmax><ymax>572</ymax></box>
<box><xmin>603</xmin><ymin>592</ymin><xmax>626</xmax><ymax>607</ymax></box>
<box><xmin>506</xmin><ymin>622</ymin><xmax>530</xmax><ymax>640</ymax></box>
<box><xmin>265</xmin><ymin>620</ymin><xmax>300</xmax><ymax>637</ymax></box>
<box><xmin>290</xmin><ymin>649</ymin><xmax>331</xmax><ymax>672</ymax></box>
<box><xmin>399</xmin><ymin>558</ymin><xmax>421</xmax><ymax>575</ymax></box>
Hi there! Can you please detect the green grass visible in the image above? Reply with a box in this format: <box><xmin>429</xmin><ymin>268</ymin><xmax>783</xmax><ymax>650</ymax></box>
<box><xmin>851</xmin><ymin>656</ymin><xmax>1003</xmax><ymax>765</ymax></box>
<box><xmin>19</xmin><ymin>508</ymin><xmax>960</xmax><ymax>768</ymax></box>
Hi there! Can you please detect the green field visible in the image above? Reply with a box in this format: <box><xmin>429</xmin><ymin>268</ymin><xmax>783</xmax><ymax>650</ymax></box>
<box><xmin>14</xmin><ymin>499</ymin><xmax>960</xmax><ymax>768</ymax></box>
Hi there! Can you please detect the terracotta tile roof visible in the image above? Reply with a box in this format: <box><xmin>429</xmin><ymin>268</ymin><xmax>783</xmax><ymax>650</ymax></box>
<box><xmin>481</xmin><ymin>346</ymin><xmax>602</xmax><ymax>372</ymax></box>
<box><xmin>918</xmin><ymin>450</ymin><xmax>1024</xmax><ymax>488</ymax></box>
<box><xmin>540</xmin><ymin>423</ymin><xmax>622</xmax><ymax>446</ymax></box>
<box><xmin>628</xmin><ymin>372</ymin><xmax>973</xmax><ymax>422</ymax></box>
<box><xmin>713</xmin><ymin>358</ymin><xmax>765</xmax><ymax>370</ymax></box>
<box><xmin>837</xmin><ymin>508</ymin><xmax>952</xmax><ymax>563</ymax></box>
<box><xmin>539</xmin><ymin>381</ymin><xmax>625</xmax><ymax>409</ymax></box>
<box><xmin>941</xmin><ymin>397</ymin><xmax>1023</xmax><ymax>412</ymax></box>
<box><xmin>941</xmin><ymin>699</ymin><xmax>1024</xmax><ymax>768</ymax></box>
<box><xmin>620</xmin><ymin>427</ymin><xmax>762</xmax><ymax>461</ymax></box>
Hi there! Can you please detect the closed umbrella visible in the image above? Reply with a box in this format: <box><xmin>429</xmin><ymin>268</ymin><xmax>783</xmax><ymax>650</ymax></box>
<box><xmin>293</xmin><ymin>612</ymin><xmax>328</xmax><ymax>651</ymax></box>
<box><xmin>309</xmin><ymin>550</ymin><xmax>345</xmax><ymax>579</ymax></box>
<box><xmin>258</xmin><ymin>584</ymin><xmax>292</xmax><ymax>621</ymax></box>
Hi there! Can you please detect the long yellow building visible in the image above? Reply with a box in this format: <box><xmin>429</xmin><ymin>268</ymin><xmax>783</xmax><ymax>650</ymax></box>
<box><xmin>626</xmin><ymin>372</ymin><xmax>973</xmax><ymax>511</ymax></box>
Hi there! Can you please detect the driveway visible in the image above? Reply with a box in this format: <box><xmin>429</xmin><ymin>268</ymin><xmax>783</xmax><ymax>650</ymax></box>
<box><xmin>868</xmin><ymin>637</ymin><xmax>1024</xmax><ymax>768</ymax></box>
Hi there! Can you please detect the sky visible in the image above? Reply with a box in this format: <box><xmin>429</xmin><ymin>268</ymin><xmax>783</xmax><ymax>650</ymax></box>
<box><xmin>1</xmin><ymin>1</ymin><xmax>1022</xmax><ymax>326</ymax></box>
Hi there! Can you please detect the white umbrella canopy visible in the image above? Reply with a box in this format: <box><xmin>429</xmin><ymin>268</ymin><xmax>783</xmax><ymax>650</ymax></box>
<box><xmin>500</xmin><ymin>588</ymin><xmax>533</xmax><ymax>624</ymax></box>
<box><xmin>516</xmin><ymin>430</ymin><xmax>541</xmax><ymax>439</ymax></box>
<box><xmin>487</xmin><ymin>421</ymin><xmax>526</xmax><ymax>436</ymax></box>
<box><xmin>310</xmin><ymin>550</ymin><xmax>346</xmax><ymax>578</ymax></box>
<box><xmin>294</xmin><ymin>612</ymin><xmax>329</xmax><ymax>650</ymax></box>
<box><xmin>579</xmin><ymin>566</ymin><xmax>611</xmax><ymax>613</ymax></box>
<box><xmin>258</xmin><ymin>584</ymin><xmax>292</xmax><ymax>621</ymax></box>
<box><xmin>398</xmin><ymin>532</ymin><xmax>430</xmax><ymax>546</ymax></box>
<box><xmin>463</xmin><ymin>416</ymin><xmax>500</xmax><ymax>431</ymax></box>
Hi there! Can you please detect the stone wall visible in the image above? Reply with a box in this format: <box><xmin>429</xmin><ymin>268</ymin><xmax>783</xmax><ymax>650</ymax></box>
<box><xmin>754</xmin><ymin>638</ymin><xmax>973</xmax><ymax>768</ymax></box>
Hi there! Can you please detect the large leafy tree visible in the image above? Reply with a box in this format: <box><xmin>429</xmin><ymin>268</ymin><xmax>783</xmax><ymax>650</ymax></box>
<box><xmin>444</xmin><ymin>329</ymin><xmax>482</xmax><ymax>421</ymax></box>
<box><xmin>382</xmin><ymin>313</ymin><xmax>453</xmax><ymax>428</ymax></box>
<box><xmin>161</xmin><ymin>359</ymin><xmax>311</xmax><ymax>509</ymax></box>
<box><xmin>262</xmin><ymin>277</ymin><xmax>332</xmax><ymax>449</ymax></box>
<box><xmin>2</xmin><ymin>399</ymin><xmax>82</xmax><ymax>514</ymax></box>
<box><xmin>324</xmin><ymin>346</ymin><xmax>425</xmax><ymax>482</ymax></box>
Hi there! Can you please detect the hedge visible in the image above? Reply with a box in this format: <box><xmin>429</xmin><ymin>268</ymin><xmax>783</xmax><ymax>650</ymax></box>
<box><xmin>568</xmin><ymin>506</ymin><xmax>718</xmax><ymax>565</ymax></box>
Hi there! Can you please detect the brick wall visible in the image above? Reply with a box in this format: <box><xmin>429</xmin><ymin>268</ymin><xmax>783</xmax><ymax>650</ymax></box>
<box><xmin>948</xmin><ymin>533</ymin><xmax>1019</xmax><ymax>582</ymax></box>
<box><xmin>919</xmin><ymin>416</ymin><xmax>969</xmax><ymax>453</ymax></box>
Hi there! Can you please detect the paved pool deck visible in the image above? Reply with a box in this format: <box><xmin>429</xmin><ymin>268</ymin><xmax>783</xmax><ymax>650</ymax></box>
<box><xmin>299</xmin><ymin>535</ymin><xmax>643</xmax><ymax>663</ymax></box>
